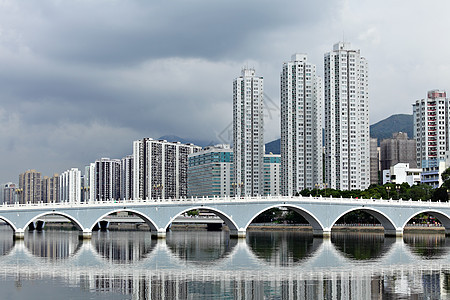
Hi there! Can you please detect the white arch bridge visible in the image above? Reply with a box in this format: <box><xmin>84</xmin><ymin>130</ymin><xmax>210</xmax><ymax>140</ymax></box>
<box><xmin>1</xmin><ymin>195</ymin><xmax>450</xmax><ymax>239</ymax></box>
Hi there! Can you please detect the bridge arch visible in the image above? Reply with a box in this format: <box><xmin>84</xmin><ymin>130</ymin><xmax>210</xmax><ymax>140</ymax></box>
<box><xmin>89</xmin><ymin>209</ymin><xmax>158</xmax><ymax>232</ymax></box>
<box><xmin>24</xmin><ymin>212</ymin><xmax>84</xmax><ymax>231</ymax></box>
<box><xmin>164</xmin><ymin>206</ymin><xmax>239</xmax><ymax>232</ymax></box>
<box><xmin>0</xmin><ymin>216</ymin><xmax>18</xmax><ymax>231</ymax></box>
<box><xmin>402</xmin><ymin>209</ymin><xmax>450</xmax><ymax>230</ymax></box>
<box><xmin>330</xmin><ymin>207</ymin><xmax>397</xmax><ymax>231</ymax></box>
<box><xmin>244</xmin><ymin>204</ymin><xmax>325</xmax><ymax>232</ymax></box>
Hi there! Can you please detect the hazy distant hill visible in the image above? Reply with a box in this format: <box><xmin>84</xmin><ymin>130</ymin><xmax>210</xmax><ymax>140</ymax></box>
<box><xmin>263</xmin><ymin>114</ymin><xmax>414</xmax><ymax>154</ymax></box>
<box><xmin>369</xmin><ymin>114</ymin><xmax>413</xmax><ymax>141</ymax></box>
<box><xmin>158</xmin><ymin>135</ymin><xmax>218</xmax><ymax>148</ymax></box>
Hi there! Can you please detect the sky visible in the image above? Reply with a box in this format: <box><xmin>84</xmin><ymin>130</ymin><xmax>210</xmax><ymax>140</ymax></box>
<box><xmin>0</xmin><ymin>0</ymin><xmax>449</xmax><ymax>183</ymax></box>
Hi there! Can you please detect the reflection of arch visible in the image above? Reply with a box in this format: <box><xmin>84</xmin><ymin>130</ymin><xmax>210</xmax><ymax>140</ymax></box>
<box><xmin>0</xmin><ymin>216</ymin><xmax>18</xmax><ymax>231</ymax></box>
<box><xmin>402</xmin><ymin>210</ymin><xmax>450</xmax><ymax>230</ymax></box>
<box><xmin>165</xmin><ymin>231</ymin><xmax>237</xmax><ymax>265</ymax></box>
<box><xmin>25</xmin><ymin>230</ymin><xmax>82</xmax><ymax>260</ymax></box>
<box><xmin>244</xmin><ymin>204</ymin><xmax>324</xmax><ymax>231</ymax></box>
<box><xmin>332</xmin><ymin>232</ymin><xmax>395</xmax><ymax>261</ymax></box>
<box><xmin>246</xmin><ymin>231</ymin><xmax>323</xmax><ymax>265</ymax></box>
<box><xmin>93</xmin><ymin>231</ymin><xmax>156</xmax><ymax>264</ymax></box>
<box><xmin>24</xmin><ymin>212</ymin><xmax>84</xmax><ymax>231</ymax></box>
<box><xmin>164</xmin><ymin>206</ymin><xmax>239</xmax><ymax>232</ymax></box>
<box><xmin>331</xmin><ymin>207</ymin><xmax>397</xmax><ymax>231</ymax></box>
<box><xmin>90</xmin><ymin>209</ymin><xmax>158</xmax><ymax>232</ymax></box>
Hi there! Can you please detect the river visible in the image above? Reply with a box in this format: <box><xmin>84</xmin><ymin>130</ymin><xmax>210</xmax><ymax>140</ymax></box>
<box><xmin>0</xmin><ymin>226</ymin><xmax>449</xmax><ymax>299</ymax></box>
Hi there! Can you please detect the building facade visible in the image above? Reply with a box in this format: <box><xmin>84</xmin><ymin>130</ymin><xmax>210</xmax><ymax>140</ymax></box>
<box><xmin>2</xmin><ymin>182</ymin><xmax>16</xmax><ymax>204</ymax></box>
<box><xmin>133</xmin><ymin>138</ymin><xmax>201</xmax><ymax>200</ymax></box>
<box><xmin>263</xmin><ymin>154</ymin><xmax>281</xmax><ymax>196</ymax></box>
<box><xmin>121</xmin><ymin>155</ymin><xmax>133</xmax><ymax>200</ymax></box>
<box><xmin>369</xmin><ymin>138</ymin><xmax>379</xmax><ymax>185</ymax></box>
<box><xmin>18</xmin><ymin>169</ymin><xmax>41</xmax><ymax>204</ymax></box>
<box><xmin>233</xmin><ymin>68</ymin><xmax>264</xmax><ymax>196</ymax></box>
<box><xmin>280</xmin><ymin>54</ymin><xmax>323</xmax><ymax>195</ymax></box>
<box><xmin>42</xmin><ymin>174</ymin><xmax>59</xmax><ymax>203</ymax></box>
<box><xmin>380</xmin><ymin>132</ymin><xmax>416</xmax><ymax>172</ymax></box>
<box><xmin>188</xmin><ymin>144</ymin><xmax>234</xmax><ymax>198</ymax></box>
<box><xmin>90</xmin><ymin>158</ymin><xmax>121</xmax><ymax>202</ymax></box>
<box><xmin>324</xmin><ymin>42</ymin><xmax>370</xmax><ymax>190</ymax></box>
<box><xmin>59</xmin><ymin>168</ymin><xmax>81</xmax><ymax>203</ymax></box>
<box><xmin>413</xmin><ymin>90</ymin><xmax>449</xmax><ymax>169</ymax></box>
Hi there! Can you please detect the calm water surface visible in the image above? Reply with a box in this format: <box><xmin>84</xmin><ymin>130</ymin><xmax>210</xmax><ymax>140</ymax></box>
<box><xmin>0</xmin><ymin>227</ymin><xmax>450</xmax><ymax>299</ymax></box>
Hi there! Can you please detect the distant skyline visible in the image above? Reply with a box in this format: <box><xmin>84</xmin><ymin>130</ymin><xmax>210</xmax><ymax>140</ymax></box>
<box><xmin>0</xmin><ymin>1</ymin><xmax>449</xmax><ymax>183</ymax></box>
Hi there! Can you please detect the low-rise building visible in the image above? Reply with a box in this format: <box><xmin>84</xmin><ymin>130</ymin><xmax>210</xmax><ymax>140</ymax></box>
<box><xmin>382</xmin><ymin>163</ymin><xmax>421</xmax><ymax>186</ymax></box>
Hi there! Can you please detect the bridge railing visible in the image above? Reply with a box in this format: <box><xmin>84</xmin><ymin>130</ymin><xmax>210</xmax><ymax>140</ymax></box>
<box><xmin>1</xmin><ymin>194</ymin><xmax>448</xmax><ymax>209</ymax></box>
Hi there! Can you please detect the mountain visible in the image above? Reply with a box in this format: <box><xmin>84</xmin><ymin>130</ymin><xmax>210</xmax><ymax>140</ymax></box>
<box><xmin>262</xmin><ymin>114</ymin><xmax>414</xmax><ymax>154</ymax></box>
<box><xmin>370</xmin><ymin>114</ymin><xmax>413</xmax><ymax>141</ymax></box>
<box><xmin>265</xmin><ymin>139</ymin><xmax>280</xmax><ymax>154</ymax></box>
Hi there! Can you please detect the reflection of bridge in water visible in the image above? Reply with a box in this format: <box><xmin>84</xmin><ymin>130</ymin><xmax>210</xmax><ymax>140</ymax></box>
<box><xmin>1</xmin><ymin>195</ymin><xmax>450</xmax><ymax>239</ymax></box>
<box><xmin>1</xmin><ymin>232</ymin><xmax>450</xmax><ymax>299</ymax></box>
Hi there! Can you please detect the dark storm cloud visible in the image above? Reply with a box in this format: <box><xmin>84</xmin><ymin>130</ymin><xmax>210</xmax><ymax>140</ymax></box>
<box><xmin>14</xmin><ymin>1</ymin><xmax>332</xmax><ymax>64</ymax></box>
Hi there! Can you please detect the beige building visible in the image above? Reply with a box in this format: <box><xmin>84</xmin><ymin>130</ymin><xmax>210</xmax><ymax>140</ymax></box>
<box><xmin>18</xmin><ymin>169</ymin><xmax>41</xmax><ymax>204</ymax></box>
<box><xmin>42</xmin><ymin>174</ymin><xmax>59</xmax><ymax>203</ymax></box>
<box><xmin>370</xmin><ymin>138</ymin><xmax>379</xmax><ymax>185</ymax></box>
<box><xmin>380</xmin><ymin>132</ymin><xmax>416</xmax><ymax>172</ymax></box>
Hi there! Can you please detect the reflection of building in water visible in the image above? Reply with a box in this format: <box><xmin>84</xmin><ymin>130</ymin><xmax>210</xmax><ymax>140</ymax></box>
<box><xmin>25</xmin><ymin>233</ymin><xmax>78</xmax><ymax>259</ymax></box>
<box><xmin>94</xmin><ymin>237</ymin><xmax>154</xmax><ymax>264</ymax></box>
<box><xmin>5</xmin><ymin>266</ymin><xmax>450</xmax><ymax>299</ymax></box>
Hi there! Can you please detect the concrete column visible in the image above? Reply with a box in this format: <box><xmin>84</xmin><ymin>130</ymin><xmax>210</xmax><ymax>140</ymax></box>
<box><xmin>14</xmin><ymin>229</ymin><xmax>25</xmax><ymax>240</ymax></box>
<box><xmin>79</xmin><ymin>229</ymin><xmax>92</xmax><ymax>240</ymax></box>
<box><xmin>152</xmin><ymin>228</ymin><xmax>167</xmax><ymax>239</ymax></box>
<box><xmin>313</xmin><ymin>228</ymin><xmax>331</xmax><ymax>238</ymax></box>
<box><xmin>385</xmin><ymin>228</ymin><xmax>403</xmax><ymax>237</ymax></box>
<box><xmin>445</xmin><ymin>228</ymin><xmax>450</xmax><ymax>236</ymax></box>
<box><xmin>230</xmin><ymin>228</ymin><xmax>246</xmax><ymax>238</ymax></box>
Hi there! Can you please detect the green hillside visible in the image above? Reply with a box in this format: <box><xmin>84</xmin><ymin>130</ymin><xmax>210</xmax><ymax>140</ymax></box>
<box><xmin>370</xmin><ymin>114</ymin><xmax>413</xmax><ymax>141</ymax></box>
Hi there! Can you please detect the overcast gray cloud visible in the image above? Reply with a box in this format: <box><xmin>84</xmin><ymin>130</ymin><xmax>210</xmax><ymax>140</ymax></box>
<box><xmin>0</xmin><ymin>0</ymin><xmax>449</xmax><ymax>183</ymax></box>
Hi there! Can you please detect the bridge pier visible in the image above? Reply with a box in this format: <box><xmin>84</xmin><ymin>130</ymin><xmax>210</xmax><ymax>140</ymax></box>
<box><xmin>445</xmin><ymin>228</ymin><xmax>450</xmax><ymax>236</ymax></box>
<box><xmin>385</xmin><ymin>228</ymin><xmax>403</xmax><ymax>237</ymax></box>
<box><xmin>14</xmin><ymin>229</ymin><xmax>25</xmax><ymax>240</ymax></box>
<box><xmin>79</xmin><ymin>229</ymin><xmax>92</xmax><ymax>240</ymax></box>
<box><xmin>230</xmin><ymin>229</ymin><xmax>246</xmax><ymax>239</ymax></box>
<box><xmin>313</xmin><ymin>228</ymin><xmax>331</xmax><ymax>238</ymax></box>
<box><xmin>152</xmin><ymin>229</ymin><xmax>167</xmax><ymax>239</ymax></box>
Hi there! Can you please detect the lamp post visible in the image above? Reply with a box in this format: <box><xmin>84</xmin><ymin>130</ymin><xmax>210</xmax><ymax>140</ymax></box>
<box><xmin>386</xmin><ymin>186</ymin><xmax>391</xmax><ymax>199</ymax></box>
<box><xmin>153</xmin><ymin>184</ymin><xmax>163</xmax><ymax>200</ymax></box>
<box><xmin>315</xmin><ymin>183</ymin><xmax>319</xmax><ymax>197</ymax></box>
<box><xmin>15</xmin><ymin>188</ymin><xmax>23</xmax><ymax>204</ymax></box>
<box><xmin>396</xmin><ymin>185</ymin><xmax>401</xmax><ymax>199</ymax></box>
<box><xmin>324</xmin><ymin>183</ymin><xmax>328</xmax><ymax>197</ymax></box>
<box><xmin>232</xmin><ymin>182</ymin><xmax>243</xmax><ymax>197</ymax></box>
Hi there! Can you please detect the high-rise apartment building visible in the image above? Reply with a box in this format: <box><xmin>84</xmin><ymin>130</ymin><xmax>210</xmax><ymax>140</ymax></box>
<box><xmin>233</xmin><ymin>68</ymin><xmax>264</xmax><ymax>196</ymax></box>
<box><xmin>188</xmin><ymin>144</ymin><xmax>234</xmax><ymax>198</ymax></box>
<box><xmin>133</xmin><ymin>138</ymin><xmax>201</xmax><ymax>200</ymax></box>
<box><xmin>121</xmin><ymin>155</ymin><xmax>133</xmax><ymax>200</ymax></box>
<box><xmin>18</xmin><ymin>169</ymin><xmax>41</xmax><ymax>204</ymax></box>
<box><xmin>263</xmin><ymin>154</ymin><xmax>281</xmax><ymax>196</ymax></box>
<box><xmin>2</xmin><ymin>182</ymin><xmax>16</xmax><ymax>204</ymax></box>
<box><xmin>380</xmin><ymin>132</ymin><xmax>416</xmax><ymax>172</ymax></box>
<box><xmin>413</xmin><ymin>90</ymin><xmax>449</xmax><ymax>168</ymax></box>
<box><xmin>324</xmin><ymin>42</ymin><xmax>370</xmax><ymax>190</ymax></box>
<box><xmin>59</xmin><ymin>168</ymin><xmax>81</xmax><ymax>203</ymax></box>
<box><xmin>280</xmin><ymin>54</ymin><xmax>323</xmax><ymax>195</ymax></box>
<box><xmin>42</xmin><ymin>174</ymin><xmax>59</xmax><ymax>203</ymax></box>
<box><xmin>370</xmin><ymin>138</ymin><xmax>379</xmax><ymax>185</ymax></box>
<box><xmin>90</xmin><ymin>158</ymin><xmax>121</xmax><ymax>201</ymax></box>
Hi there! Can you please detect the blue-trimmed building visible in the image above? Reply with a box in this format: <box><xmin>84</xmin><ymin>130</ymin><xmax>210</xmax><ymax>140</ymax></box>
<box><xmin>188</xmin><ymin>145</ymin><xmax>234</xmax><ymax>198</ymax></box>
